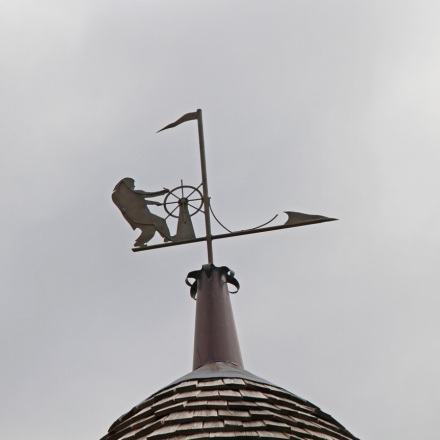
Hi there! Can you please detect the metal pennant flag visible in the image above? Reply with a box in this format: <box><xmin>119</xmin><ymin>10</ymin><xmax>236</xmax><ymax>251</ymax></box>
<box><xmin>157</xmin><ymin>111</ymin><xmax>198</xmax><ymax>132</ymax></box>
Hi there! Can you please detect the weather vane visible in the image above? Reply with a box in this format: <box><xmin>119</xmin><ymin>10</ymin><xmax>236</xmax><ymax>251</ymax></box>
<box><xmin>112</xmin><ymin>109</ymin><xmax>335</xmax><ymax>263</ymax></box>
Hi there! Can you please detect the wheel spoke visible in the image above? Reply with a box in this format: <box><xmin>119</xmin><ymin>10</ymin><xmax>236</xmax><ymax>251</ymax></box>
<box><xmin>165</xmin><ymin>204</ymin><xmax>180</xmax><ymax>219</ymax></box>
<box><xmin>186</xmin><ymin>183</ymin><xmax>203</xmax><ymax>199</ymax></box>
<box><xmin>187</xmin><ymin>198</ymin><xmax>203</xmax><ymax>204</ymax></box>
<box><xmin>164</xmin><ymin>200</ymin><xmax>180</xmax><ymax>205</ymax></box>
<box><xmin>188</xmin><ymin>202</ymin><xmax>202</xmax><ymax>212</ymax></box>
<box><xmin>169</xmin><ymin>192</ymin><xmax>180</xmax><ymax>200</ymax></box>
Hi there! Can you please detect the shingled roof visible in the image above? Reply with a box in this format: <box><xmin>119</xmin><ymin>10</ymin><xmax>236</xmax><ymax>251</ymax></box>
<box><xmin>101</xmin><ymin>362</ymin><xmax>358</xmax><ymax>440</ymax></box>
<box><xmin>100</xmin><ymin>266</ymin><xmax>358</xmax><ymax>440</ymax></box>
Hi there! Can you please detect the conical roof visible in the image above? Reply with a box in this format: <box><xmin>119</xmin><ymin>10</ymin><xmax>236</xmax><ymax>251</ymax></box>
<box><xmin>100</xmin><ymin>266</ymin><xmax>358</xmax><ymax>440</ymax></box>
<box><xmin>101</xmin><ymin>362</ymin><xmax>358</xmax><ymax>440</ymax></box>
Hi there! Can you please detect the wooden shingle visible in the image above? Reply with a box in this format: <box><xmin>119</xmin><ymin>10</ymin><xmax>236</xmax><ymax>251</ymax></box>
<box><xmin>100</xmin><ymin>364</ymin><xmax>359</xmax><ymax>440</ymax></box>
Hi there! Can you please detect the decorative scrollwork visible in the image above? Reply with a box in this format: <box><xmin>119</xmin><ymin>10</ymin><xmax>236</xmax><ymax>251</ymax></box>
<box><xmin>185</xmin><ymin>264</ymin><xmax>240</xmax><ymax>299</ymax></box>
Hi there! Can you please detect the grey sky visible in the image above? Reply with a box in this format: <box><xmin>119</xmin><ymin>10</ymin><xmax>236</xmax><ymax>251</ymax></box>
<box><xmin>1</xmin><ymin>1</ymin><xmax>439</xmax><ymax>439</ymax></box>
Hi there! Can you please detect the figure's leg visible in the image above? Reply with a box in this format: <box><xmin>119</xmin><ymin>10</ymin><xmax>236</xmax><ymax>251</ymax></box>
<box><xmin>134</xmin><ymin>226</ymin><xmax>156</xmax><ymax>247</ymax></box>
<box><xmin>140</xmin><ymin>214</ymin><xmax>174</xmax><ymax>242</ymax></box>
<box><xmin>153</xmin><ymin>218</ymin><xmax>174</xmax><ymax>242</ymax></box>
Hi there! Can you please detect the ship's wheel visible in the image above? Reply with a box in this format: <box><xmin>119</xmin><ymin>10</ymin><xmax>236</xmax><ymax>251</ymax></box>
<box><xmin>163</xmin><ymin>184</ymin><xmax>204</xmax><ymax>219</ymax></box>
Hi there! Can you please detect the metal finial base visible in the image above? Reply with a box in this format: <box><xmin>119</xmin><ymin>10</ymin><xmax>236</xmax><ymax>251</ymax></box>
<box><xmin>189</xmin><ymin>265</ymin><xmax>243</xmax><ymax>370</ymax></box>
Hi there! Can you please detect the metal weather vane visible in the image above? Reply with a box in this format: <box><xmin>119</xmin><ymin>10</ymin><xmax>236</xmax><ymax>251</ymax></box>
<box><xmin>112</xmin><ymin>109</ymin><xmax>336</xmax><ymax>263</ymax></box>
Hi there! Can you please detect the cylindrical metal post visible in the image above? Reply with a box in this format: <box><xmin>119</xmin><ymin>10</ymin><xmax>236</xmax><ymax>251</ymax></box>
<box><xmin>196</xmin><ymin>109</ymin><xmax>214</xmax><ymax>264</ymax></box>
<box><xmin>193</xmin><ymin>266</ymin><xmax>243</xmax><ymax>370</ymax></box>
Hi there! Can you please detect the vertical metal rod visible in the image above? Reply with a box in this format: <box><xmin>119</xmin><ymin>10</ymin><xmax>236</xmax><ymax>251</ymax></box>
<box><xmin>196</xmin><ymin>109</ymin><xmax>214</xmax><ymax>264</ymax></box>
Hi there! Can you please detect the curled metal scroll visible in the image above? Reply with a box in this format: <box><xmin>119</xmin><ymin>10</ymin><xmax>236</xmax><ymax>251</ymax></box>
<box><xmin>185</xmin><ymin>264</ymin><xmax>240</xmax><ymax>299</ymax></box>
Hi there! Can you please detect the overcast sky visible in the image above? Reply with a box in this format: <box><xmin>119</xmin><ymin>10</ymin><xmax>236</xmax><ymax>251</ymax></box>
<box><xmin>1</xmin><ymin>1</ymin><xmax>440</xmax><ymax>439</ymax></box>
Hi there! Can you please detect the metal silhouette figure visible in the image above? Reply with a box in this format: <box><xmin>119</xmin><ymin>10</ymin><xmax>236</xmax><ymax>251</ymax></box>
<box><xmin>112</xmin><ymin>178</ymin><xmax>173</xmax><ymax>247</ymax></box>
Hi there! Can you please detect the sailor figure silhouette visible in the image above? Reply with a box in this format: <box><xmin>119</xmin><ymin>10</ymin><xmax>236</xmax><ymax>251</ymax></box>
<box><xmin>112</xmin><ymin>178</ymin><xmax>173</xmax><ymax>247</ymax></box>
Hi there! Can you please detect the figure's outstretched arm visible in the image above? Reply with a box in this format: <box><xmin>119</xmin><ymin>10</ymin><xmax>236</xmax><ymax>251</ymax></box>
<box><xmin>137</xmin><ymin>188</ymin><xmax>169</xmax><ymax>198</ymax></box>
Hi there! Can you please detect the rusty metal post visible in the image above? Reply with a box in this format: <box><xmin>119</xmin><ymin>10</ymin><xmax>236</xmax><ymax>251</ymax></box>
<box><xmin>193</xmin><ymin>266</ymin><xmax>243</xmax><ymax>370</ymax></box>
